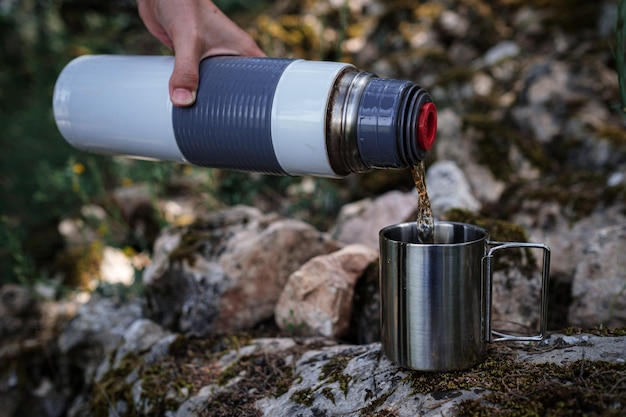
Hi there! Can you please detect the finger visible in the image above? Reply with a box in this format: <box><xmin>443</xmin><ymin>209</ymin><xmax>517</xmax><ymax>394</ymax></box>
<box><xmin>137</xmin><ymin>0</ymin><xmax>174</xmax><ymax>49</ymax></box>
<box><xmin>169</xmin><ymin>51</ymin><xmax>200</xmax><ymax>107</ymax></box>
<box><xmin>168</xmin><ymin>14</ymin><xmax>203</xmax><ymax>107</ymax></box>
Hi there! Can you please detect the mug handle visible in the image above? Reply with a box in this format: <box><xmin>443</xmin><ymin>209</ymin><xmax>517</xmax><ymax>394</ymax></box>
<box><xmin>482</xmin><ymin>242</ymin><xmax>551</xmax><ymax>343</ymax></box>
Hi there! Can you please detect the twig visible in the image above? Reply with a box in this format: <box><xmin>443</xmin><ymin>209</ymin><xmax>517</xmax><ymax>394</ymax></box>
<box><xmin>608</xmin><ymin>375</ymin><xmax>626</xmax><ymax>396</ymax></box>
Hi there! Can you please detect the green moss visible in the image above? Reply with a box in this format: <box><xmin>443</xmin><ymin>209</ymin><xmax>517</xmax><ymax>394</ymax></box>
<box><xmin>596</xmin><ymin>125</ymin><xmax>626</xmax><ymax>150</ymax></box>
<box><xmin>562</xmin><ymin>326</ymin><xmax>626</xmax><ymax>337</ymax></box>
<box><xmin>290</xmin><ymin>387</ymin><xmax>315</xmax><ymax>407</ymax></box>
<box><xmin>442</xmin><ymin>209</ymin><xmax>537</xmax><ymax>274</ymax></box>
<box><xmin>462</xmin><ymin>113</ymin><xmax>551</xmax><ymax>182</ymax></box>
<box><xmin>321</xmin><ymin>387</ymin><xmax>336</xmax><ymax>404</ymax></box>
<box><xmin>167</xmin><ymin>231</ymin><xmax>202</xmax><ymax>266</ymax></box>
<box><xmin>494</xmin><ymin>0</ymin><xmax>601</xmax><ymax>33</ymax></box>
<box><xmin>442</xmin><ymin>209</ymin><xmax>529</xmax><ymax>242</ymax></box>
<box><xmin>435</xmin><ymin>66</ymin><xmax>476</xmax><ymax>88</ymax></box>
<box><xmin>359</xmin><ymin>388</ymin><xmax>397</xmax><ymax>417</ymax></box>
<box><xmin>210</xmin><ymin>350</ymin><xmax>298</xmax><ymax>414</ymax></box>
<box><xmin>166</xmin><ymin>227</ymin><xmax>226</xmax><ymax>267</ymax></box>
<box><xmin>167</xmin><ymin>210</ymin><xmax>257</xmax><ymax>266</ymax></box>
<box><xmin>501</xmin><ymin>171</ymin><xmax>626</xmax><ymax>221</ymax></box>
<box><xmin>405</xmin><ymin>370</ymin><xmax>476</xmax><ymax>396</ymax></box>
<box><xmin>355</xmin><ymin>169</ymin><xmax>415</xmax><ymax>198</ymax></box>
<box><xmin>399</xmin><ymin>345</ymin><xmax>626</xmax><ymax>417</ymax></box>
<box><xmin>319</xmin><ymin>355</ymin><xmax>353</xmax><ymax>397</ymax></box>
<box><xmin>89</xmin><ymin>331</ymin><xmax>626</xmax><ymax>416</ymax></box>
<box><xmin>89</xmin><ymin>334</ymin><xmax>252</xmax><ymax>416</ymax></box>
<box><xmin>286</xmin><ymin>351</ymin><xmax>360</xmax><ymax>408</ymax></box>
<box><xmin>216</xmin><ymin>360</ymin><xmax>243</xmax><ymax>387</ymax></box>
<box><xmin>91</xmin><ymin>353</ymin><xmax>142</xmax><ymax>417</ymax></box>
<box><xmin>202</xmin><ymin>391</ymin><xmax>263</xmax><ymax>417</ymax></box>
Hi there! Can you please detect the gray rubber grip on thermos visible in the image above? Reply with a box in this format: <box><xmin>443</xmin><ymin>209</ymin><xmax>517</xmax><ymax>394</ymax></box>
<box><xmin>172</xmin><ymin>57</ymin><xmax>294</xmax><ymax>174</ymax></box>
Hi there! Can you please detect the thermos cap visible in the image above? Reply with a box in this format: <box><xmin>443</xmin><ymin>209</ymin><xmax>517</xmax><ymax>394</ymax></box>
<box><xmin>356</xmin><ymin>79</ymin><xmax>436</xmax><ymax>169</ymax></box>
<box><xmin>417</xmin><ymin>102</ymin><xmax>437</xmax><ymax>151</ymax></box>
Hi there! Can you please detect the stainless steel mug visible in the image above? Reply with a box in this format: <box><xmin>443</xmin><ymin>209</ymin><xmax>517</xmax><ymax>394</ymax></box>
<box><xmin>379</xmin><ymin>221</ymin><xmax>550</xmax><ymax>371</ymax></box>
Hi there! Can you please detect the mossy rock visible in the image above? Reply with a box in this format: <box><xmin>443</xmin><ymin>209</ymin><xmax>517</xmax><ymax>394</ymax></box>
<box><xmin>441</xmin><ymin>208</ymin><xmax>529</xmax><ymax>242</ymax></box>
<box><xmin>499</xmin><ymin>171</ymin><xmax>626</xmax><ymax>221</ymax></box>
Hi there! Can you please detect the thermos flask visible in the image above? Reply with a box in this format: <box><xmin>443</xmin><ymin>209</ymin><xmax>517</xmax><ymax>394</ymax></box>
<box><xmin>53</xmin><ymin>55</ymin><xmax>437</xmax><ymax>178</ymax></box>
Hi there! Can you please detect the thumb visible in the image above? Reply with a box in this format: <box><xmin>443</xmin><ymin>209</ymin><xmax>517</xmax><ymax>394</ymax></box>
<box><xmin>169</xmin><ymin>49</ymin><xmax>200</xmax><ymax>107</ymax></box>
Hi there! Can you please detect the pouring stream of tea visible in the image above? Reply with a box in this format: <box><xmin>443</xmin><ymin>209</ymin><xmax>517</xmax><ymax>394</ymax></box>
<box><xmin>410</xmin><ymin>161</ymin><xmax>435</xmax><ymax>244</ymax></box>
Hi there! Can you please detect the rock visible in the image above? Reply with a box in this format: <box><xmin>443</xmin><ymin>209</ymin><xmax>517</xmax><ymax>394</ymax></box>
<box><xmin>512</xmin><ymin>202</ymin><xmax>626</xmax><ymax>281</ymax></box>
<box><xmin>143</xmin><ymin>206</ymin><xmax>341</xmax><ymax>336</ymax></box>
<box><xmin>111</xmin><ymin>319</ymin><xmax>171</xmax><ymax>369</ymax></box>
<box><xmin>66</xmin><ymin>319</ymin><xmax>178</xmax><ymax>417</ymax></box>
<box><xmin>112</xmin><ymin>184</ymin><xmax>153</xmax><ymax>222</ymax></box>
<box><xmin>275</xmin><ymin>244</ymin><xmax>379</xmax><ymax>338</ymax></box>
<box><xmin>80</xmin><ymin>331</ymin><xmax>624</xmax><ymax>417</ymax></box>
<box><xmin>331</xmin><ymin>190</ymin><xmax>417</xmax><ymax>249</ymax></box>
<box><xmin>434</xmin><ymin>108</ymin><xmax>505</xmax><ymax>204</ymax></box>
<box><xmin>490</xmin><ymin>253</ymin><xmax>545</xmax><ymax>336</ymax></box>
<box><xmin>99</xmin><ymin>246</ymin><xmax>135</xmax><ymax>286</ymax></box>
<box><xmin>438</xmin><ymin>10</ymin><xmax>470</xmax><ymax>39</ymax></box>
<box><xmin>0</xmin><ymin>284</ymin><xmax>40</xmax><ymax>344</ymax></box>
<box><xmin>520</xmin><ymin>331</ymin><xmax>626</xmax><ymax>365</ymax></box>
<box><xmin>159</xmin><ymin>195</ymin><xmax>205</xmax><ymax>226</ymax></box>
<box><xmin>57</xmin><ymin>205</ymin><xmax>105</xmax><ymax>248</ymax></box>
<box><xmin>57</xmin><ymin>295</ymin><xmax>143</xmax><ymax>383</ymax></box>
<box><xmin>426</xmin><ymin>160</ymin><xmax>481</xmax><ymax>216</ymax></box>
<box><xmin>482</xmin><ymin>40</ymin><xmax>520</xmax><ymax>66</ymax></box>
<box><xmin>512</xmin><ymin>60</ymin><xmax>571</xmax><ymax>144</ymax></box>
<box><xmin>568</xmin><ymin>224</ymin><xmax>626</xmax><ymax>328</ymax></box>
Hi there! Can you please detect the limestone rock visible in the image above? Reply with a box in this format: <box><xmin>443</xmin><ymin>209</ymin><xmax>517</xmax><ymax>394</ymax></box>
<box><xmin>490</xmin><ymin>255</ymin><xmax>545</xmax><ymax>336</ymax></box>
<box><xmin>331</xmin><ymin>190</ymin><xmax>417</xmax><ymax>249</ymax></box>
<box><xmin>434</xmin><ymin>108</ymin><xmax>505</xmax><ymax>204</ymax></box>
<box><xmin>143</xmin><ymin>205</ymin><xmax>341</xmax><ymax>336</ymax></box>
<box><xmin>568</xmin><ymin>224</ymin><xmax>626</xmax><ymax>328</ymax></box>
<box><xmin>172</xmin><ymin>332</ymin><xmax>624</xmax><ymax>417</ymax></box>
<box><xmin>275</xmin><ymin>244</ymin><xmax>379</xmax><ymax>338</ymax></box>
<box><xmin>512</xmin><ymin>201</ymin><xmax>626</xmax><ymax>281</ymax></box>
<box><xmin>57</xmin><ymin>296</ymin><xmax>143</xmax><ymax>383</ymax></box>
<box><xmin>483</xmin><ymin>40</ymin><xmax>520</xmax><ymax>66</ymax></box>
<box><xmin>426</xmin><ymin>160</ymin><xmax>481</xmax><ymax>216</ymax></box>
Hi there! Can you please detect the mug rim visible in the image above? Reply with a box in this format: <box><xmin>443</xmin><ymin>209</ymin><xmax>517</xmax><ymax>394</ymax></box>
<box><xmin>379</xmin><ymin>220</ymin><xmax>488</xmax><ymax>246</ymax></box>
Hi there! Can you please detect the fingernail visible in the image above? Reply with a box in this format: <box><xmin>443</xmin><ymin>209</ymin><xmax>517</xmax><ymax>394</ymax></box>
<box><xmin>172</xmin><ymin>88</ymin><xmax>196</xmax><ymax>106</ymax></box>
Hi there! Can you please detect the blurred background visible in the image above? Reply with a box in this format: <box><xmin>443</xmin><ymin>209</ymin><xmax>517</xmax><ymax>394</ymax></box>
<box><xmin>1</xmin><ymin>0</ymin><xmax>625</xmax><ymax>296</ymax></box>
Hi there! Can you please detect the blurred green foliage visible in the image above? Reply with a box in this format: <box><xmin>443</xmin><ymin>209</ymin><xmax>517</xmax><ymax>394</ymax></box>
<box><xmin>1</xmin><ymin>0</ymin><xmax>167</xmax><ymax>285</ymax></box>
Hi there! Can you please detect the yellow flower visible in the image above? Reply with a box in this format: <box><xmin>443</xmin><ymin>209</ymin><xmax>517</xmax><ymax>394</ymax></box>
<box><xmin>122</xmin><ymin>177</ymin><xmax>133</xmax><ymax>187</ymax></box>
<box><xmin>73</xmin><ymin>162</ymin><xmax>85</xmax><ymax>175</ymax></box>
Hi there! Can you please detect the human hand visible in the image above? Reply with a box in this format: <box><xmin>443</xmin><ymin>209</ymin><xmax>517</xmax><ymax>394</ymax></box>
<box><xmin>138</xmin><ymin>0</ymin><xmax>265</xmax><ymax>107</ymax></box>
